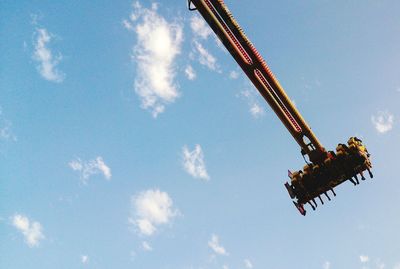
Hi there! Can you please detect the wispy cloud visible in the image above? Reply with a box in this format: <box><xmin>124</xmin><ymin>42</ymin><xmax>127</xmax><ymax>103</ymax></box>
<box><xmin>30</xmin><ymin>13</ymin><xmax>41</xmax><ymax>26</ymax></box>
<box><xmin>358</xmin><ymin>256</ymin><xmax>397</xmax><ymax>269</ymax></box>
<box><xmin>250</xmin><ymin>103</ymin><xmax>264</xmax><ymax>118</ymax></box>
<box><xmin>142</xmin><ymin>241</ymin><xmax>153</xmax><ymax>251</ymax></box>
<box><xmin>12</xmin><ymin>214</ymin><xmax>45</xmax><ymax>247</ymax></box>
<box><xmin>190</xmin><ymin>15</ymin><xmax>212</xmax><ymax>40</ymax></box>
<box><xmin>185</xmin><ymin>65</ymin><xmax>197</xmax><ymax>80</ymax></box>
<box><xmin>193</xmin><ymin>40</ymin><xmax>219</xmax><ymax>71</ymax></box>
<box><xmin>360</xmin><ymin>255</ymin><xmax>370</xmax><ymax>263</ymax></box>
<box><xmin>244</xmin><ymin>259</ymin><xmax>253</xmax><ymax>269</ymax></box>
<box><xmin>239</xmin><ymin>89</ymin><xmax>265</xmax><ymax>118</ymax></box>
<box><xmin>208</xmin><ymin>234</ymin><xmax>228</xmax><ymax>256</ymax></box>
<box><xmin>124</xmin><ymin>1</ymin><xmax>183</xmax><ymax>117</ymax></box>
<box><xmin>229</xmin><ymin>70</ymin><xmax>240</xmax><ymax>80</ymax></box>
<box><xmin>190</xmin><ymin>15</ymin><xmax>220</xmax><ymax>72</ymax></box>
<box><xmin>323</xmin><ymin>261</ymin><xmax>331</xmax><ymax>269</ymax></box>
<box><xmin>376</xmin><ymin>259</ymin><xmax>385</xmax><ymax>269</ymax></box>
<box><xmin>81</xmin><ymin>255</ymin><xmax>89</xmax><ymax>264</ymax></box>
<box><xmin>0</xmin><ymin>106</ymin><xmax>17</xmax><ymax>142</ymax></box>
<box><xmin>32</xmin><ymin>27</ymin><xmax>64</xmax><ymax>82</ymax></box>
<box><xmin>69</xmin><ymin>156</ymin><xmax>112</xmax><ymax>184</ymax></box>
<box><xmin>122</xmin><ymin>19</ymin><xmax>133</xmax><ymax>30</ymax></box>
<box><xmin>302</xmin><ymin>77</ymin><xmax>322</xmax><ymax>91</ymax></box>
<box><xmin>129</xmin><ymin>189</ymin><xmax>179</xmax><ymax>236</ymax></box>
<box><xmin>371</xmin><ymin>111</ymin><xmax>394</xmax><ymax>134</ymax></box>
<box><xmin>182</xmin><ymin>144</ymin><xmax>210</xmax><ymax>181</ymax></box>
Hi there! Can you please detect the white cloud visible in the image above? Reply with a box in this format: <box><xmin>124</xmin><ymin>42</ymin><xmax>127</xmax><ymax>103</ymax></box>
<box><xmin>323</xmin><ymin>261</ymin><xmax>331</xmax><ymax>269</ymax></box>
<box><xmin>182</xmin><ymin>144</ymin><xmax>210</xmax><ymax>181</ymax></box>
<box><xmin>244</xmin><ymin>259</ymin><xmax>253</xmax><ymax>269</ymax></box>
<box><xmin>189</xmin><ymin>14</ymin><xmax>220</xmax><ymax>73</ymax></box>
<box><xmin>12</xmin><ymin>214</ymin><xmax>44</xmax><ymax>247</ymax></box>
<box><xmin>371</xmin><ymin>111</ymin><xmax>394</xmax><ymax>134</ymax></box>
<box><xmin>69</xmin><ymin>156</ymin><xmax>112</xmax><ymax>183</ymax></box>
<box><xmin>193</xmin><ymin>40</ymin><xmax>218</xmax><ymax>71</ymax></box>
<box><xmin>122</xmin><ymin>19</ymin><xmax>133</xmax><ymax>30</ymax></box>
<box><xmin>125</xmin><ymin>2</ymin><xmax>183</xmax><ymax>117</ymax></box>
<box><xmin>229</xmin><ymin>70</ymin><xmax>240</xmax><ymax>80</ymax></box>
<box><xmin>30</xmin><ymin>13</ymin><xmax>41</xmax><ymax>26</ymax></box>
<box><xmin>130</xmin><ymin>189</ymin><xmax>178</xmax><ymax>236</ymax></box>
<box><xmin>360</xmin><ymin>255</ymin><xmax>370</xmax><ymax>263</ymax></box>
<box><xmin>0</xmin><ymin>106</ymin><xmax>17</xmax><ymax>142</ymax></box>
<box><xmin>250</xmin><ymin>103</ymin><xmax>264</xmax><ymax>118</ymax></box>
<box><xmin>376</xmin><ymin>260</ymin><xmax>385</xmax><ymax>269</ymax></box>
<box><xmin>81</xmin><ymin>255</ymin><xmax>89</xmax><ymax>264</ymax></box>
<box><xmin>239</xmin><ymin>89</ymin><xmax>265</xmax><ymax>118</ymax></box>
<box><xmin>185</xmin><ymin>65</ymin><xmax>197</xmax><ymax>80</ymax></box>
<box><xmin>190</xmin><ymin>15</ymin><xmax>212</xmax><ymax>40</ymax></box>
<box><xmin>32</xmin><ymin>28</ymin><xmax>64</xmax><ymax>82</ymax></box>
<box><xmin>393</xmin><ymin>263</ymin><xmax>400</xmax><ymax>269</ymax></box>
<box><xmin>142</xmin><ymin>241</ymin><xmax>153</xmax><ymax>251</ymax></box>
<box><xmin>302</xmin><ymin>77</ymin><xmax>322</xmax><ymax>91</ymax></box>
<box><xmin>208</xmin><ymin>234</ymin><xmax>228</xmax><ymax>256</ymax></box>
<box><xmin>222</xmin><ymin>265</ymin><xmax>229</xmax><ymax>269</ymax></box>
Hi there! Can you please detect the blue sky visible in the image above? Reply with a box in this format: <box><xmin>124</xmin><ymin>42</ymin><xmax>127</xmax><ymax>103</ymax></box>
<box><xmin>1</xmin><ymin>0</ymin><xmax>400</xmax><ymax>268</ymax></box>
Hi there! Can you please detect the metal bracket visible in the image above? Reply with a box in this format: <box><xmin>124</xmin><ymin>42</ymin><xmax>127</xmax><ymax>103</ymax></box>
<box><xmin>301</xmin><ymin>149</ymin><xmax>311</xmax><ymax>165</ymax></box>
<box><xmin>188</xmin><ymin>0</ymin><xmax>197</xmax><ymax>11</ymax></box>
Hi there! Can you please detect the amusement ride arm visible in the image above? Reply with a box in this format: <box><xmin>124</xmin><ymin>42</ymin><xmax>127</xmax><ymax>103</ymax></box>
<box><xmin>189</xmin><ymin>0</ymin><xmax>326</xmax><ymax>163</ymax></box>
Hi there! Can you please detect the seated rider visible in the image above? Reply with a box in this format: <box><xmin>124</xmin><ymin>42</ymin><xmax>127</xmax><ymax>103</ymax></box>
<box><xmin>336</xmin><ymin>143</ymin><xmax>358</xmax><ymax>185</ymax></box>
<box><xmin>290</xmin><ymin>171</ymin><xmax>305</xmax><ymax>198</ymax></box>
